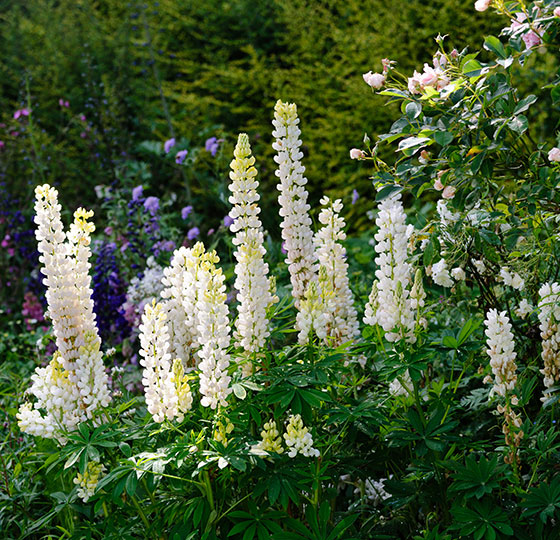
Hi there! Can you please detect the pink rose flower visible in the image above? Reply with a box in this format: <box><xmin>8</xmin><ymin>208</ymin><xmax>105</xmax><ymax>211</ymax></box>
<box><xmin>420</xmin><ymin>64</ymin><xmax>439</xmax><ymax>87</ymax></box>
<box><xmin>555</xmin><ymin>7</ymin><xmax>560</xmax><ymax>17</ymax></box>
<box><xmin>434</xmin><ymin>178</ymin><xmax>444</xmax><ymax>191</ymax></box>
<box><xmin>408</xmin><ymin>71</ymin><xmax>423</xmax><ymax>94</ymax></box>
<box><xmin>442</xmin><ymin>186</ymin><xmax>456</xmax><ymax>199</ymax></box>
<box><xmin>474</xmin><ymin>0</ymin><xmax>491</xmax><ymax>12</ymax></box>
<box><xmin>548</xmin><ymin>147</ymin><xmax>560</xmax><ymax>162</ymax></box>
<box><xmin>362</xmin><ymin>71</ymin><xmax>386</xmax><ymax>89</ymax></box>
<box><xmin>350</xmin><ymin>148</ymin><xmax>366</xmax><ymax>160</ymax></box>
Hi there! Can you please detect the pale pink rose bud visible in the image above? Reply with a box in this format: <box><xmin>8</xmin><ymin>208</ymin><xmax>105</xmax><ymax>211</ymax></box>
<box><xmin>420</xmin><ymin>150</ymin><xmax>430</xmax><ymax>161</ymax></box>
<box><xmin>434</xmin><ymin>178</ymin><xmax>444</xmax><ymax>191</ymax></box>
<box><xmin>442</xmin><ymin>186</ymin><xmax>456</xmax><ymax>199</ymax></box>
<box><xmin>381</xmin><ymin>58</ymin><xmax>392</xmax><ymax>73</ymax></box>
<box><xmin>555</xmin><ymin>7</ymin><xmax>560</xmax><ymax>17</ymax></box>
<box><xmin>522</xmin><ymin>30</ymin><xmax>542</xmax><ymax>49</ymax></box>
<box><xmin>350</xmin><ymin>148</ymin><xmax>366</xmax><ymax>160</ymax></box>
<box><xmin>437</xmin><ymin>169</ymin><xmax>448</xmax><ymax>179</ymax></box>
<box><xmin>548</xmin><ymin>147</ymin><xmax>560</xmax><ymax>162</ymax></box>
<box><xmin>363</xmin><ymin>71</ymin><xmax>386</xmax><ymax>89</ymax></box>
<box><xmin>474</xmin><ymin>0</ymin><xmax>491</xmax><ymax>12</ymax></box>
<box><xmin>450</xmin><ymin>49</ymin><xmax>459</xmax><ymax>59</ymax></box>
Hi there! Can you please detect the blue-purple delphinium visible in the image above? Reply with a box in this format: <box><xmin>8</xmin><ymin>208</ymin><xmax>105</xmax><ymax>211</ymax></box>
<box><xmin>352</xmin><ymin>189</ymin><xmax>359</xmax><ymax>205</ymax></box>
<box><xmin>132</xmin><ymin>185</ymin><xmax>143</xmax><ymax>201</ymax></box>
<box><xmin>92</xmin><ymin>242</ymin><xmax>131</xmax><ymax>343</ymax></box>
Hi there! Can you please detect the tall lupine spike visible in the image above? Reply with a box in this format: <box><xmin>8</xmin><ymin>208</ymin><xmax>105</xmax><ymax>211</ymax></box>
<box><xmin>17</xmin><ymin>185</ymin><xmax>110</xmax><ymax>441</ymax></box>
<box><xmin>363</xmin><ymin>193</ymin><xmax>416</xmax><ymax>344</ymax></box>
<box><xmin>483</xmin><ymin>309</ymin><xmax>523</xmax><ymax>465</ymax></box>
<box><xmin>138</xmin><ymin>300</ymin><xmax>179</xmax><ymax>423</ymax></box>
<box><xmin>161</xmin><ymin>246</ymin><xmax>200</xmax><ymax>364</ymax></box>
<box><xmin>228</xmin><ymin>133</ymin><xmax>277</xmax><ymax>360</ymax></box>
<box><xmin>272</xmin><ymin>100</ymin><xmax>318</xmax><ymax>308</ymax></box>
<box><xmin>195</xmin><ymin>249</ymin><xmax>232</xmax><ymax>409</ymax></box>
<box><xmin>537</xmin><ymin>283</ymin><xmax>560</xmax><ymax>401</ymax></box>
<box><xmin>314</xmin><ymin>196</ymin><xmax>359</xmax><ymax>345</ymax></box>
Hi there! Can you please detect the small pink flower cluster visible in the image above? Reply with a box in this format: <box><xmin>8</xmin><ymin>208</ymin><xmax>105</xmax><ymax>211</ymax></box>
<box><xmin>509</xmin><ymin>12</ymin><xmax>543</xmax><ymax>49</ymax></box>
<box><xmin>549</xmin><ymin>147</ymin><xmax>560</xmax><ymax>162</ymax></box>
<box><xmin>362</xmin><ymin>58</ymin><xmax>393</xmax><ymax>90</ymax></box>
<box><xmin>408</xmin><ymin>57</ymin><xmax>450</xmax><ymax>95</ymax></box>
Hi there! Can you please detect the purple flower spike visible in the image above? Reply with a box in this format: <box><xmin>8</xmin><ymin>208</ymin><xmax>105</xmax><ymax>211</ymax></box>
<box><xmin>181</xmin><ymin>205</ymin><xmax>193</xmax><ymax>219</ymax></box>
<box><xmin>175</xmin><ymin>149</ymin><xmax>188</xmax><ymax>164</ymax></box>
<box><xmin>352</xmin><ymin>189</ymin><xmax>359</xmax><ymax>205</ymax></box>
<box><xmin>164</xmin><ymin>137</ymin><xmax>176</xmax><ymax>153</ymax></box>
<box><xmin>223</xmin><ymin>215</ymin><xmax>234</xmax><ymax>228</ymax></box>
<box><xmin>0</xmin><ymin>141</ymin><xmax>4</xmax><ymax>150</ymax></box>
<box><xmin>144</xmin><ymin>196</ymin><xmax>160</xmax><ymax>216</ymax></box>
<box><xmin>132</xmin><ymin>185</ymin><xmax>143</xmax><ymax>201</ymax></box>
<box><xmin>58</xmin><ymin>99</ymin><xmax>69</xmax><ymax>108</ymax></box>
<box><xmin>187</xmin><ymin>227</ymin><xmax>200</xmax><ymax>240</ymax></box>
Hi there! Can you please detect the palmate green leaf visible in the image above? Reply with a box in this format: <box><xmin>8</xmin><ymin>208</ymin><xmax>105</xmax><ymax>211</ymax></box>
<box><xmin>523</xmin><ymin>477</ymin><xmax>560</xmax><ymax>523</ymax></box>
<box><xmin>449</xmin><ymin>455</ymin><xmax>504</xmax><ymax>500</ymax></box>
<box><xmin>451</xmin><ymin>499</ymin><xmax>513</xmax><ymax>538</ymax></box>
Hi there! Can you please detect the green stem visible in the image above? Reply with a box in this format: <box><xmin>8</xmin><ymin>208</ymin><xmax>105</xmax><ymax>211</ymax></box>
<box><xmin>131</xmin><ymin>494</ymin><xmax>151</xmax><ymax>532</ymax></box>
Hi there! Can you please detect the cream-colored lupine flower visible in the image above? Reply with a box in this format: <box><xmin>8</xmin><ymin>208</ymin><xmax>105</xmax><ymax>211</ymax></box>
<box><xmin>214</xmin><ymin>419</ymin><xmax>234</xmax><ymax>447</ymax></box>
<box><xmin>313</xmin><ymin>197</ymin><xmax>359</xmax><ymax>345</ymax></box>
<box><xmin>388</xmin><ymin>369</ymin><xmax>413</xmax><ymax>397</ymax></box>
<box><xmin>515</xmin><ymin>298</ymin><xmax>533</xmax><ymax>319</ymax></box>
<box><xmin>296</xmin><ymin>279</ymin><xmax>329</xmax><ymax>345</ymax></box>
<box><xmin>483</xmin><ymin>309</ymin><xmax>524</xmax><ymax>464</ymax></box>
<box><xmin>18</xmin><ymin>186</ymin><xmax>110</xmax><ymax>440</ymax></box>
<box><xmin>172</xmin><ymin>358</ymin><xmax>193</xmax><ymax>421</ymax></box>
<box><xmin>283</xmin><ymin>414</ymin><xmax>319</xmax><ymax>458</ymax></box>
<box><xmin>538</xmin><ymin>283</ymin><xmax>560</xmax><ymax>400</ymax></box>
<box><xmin>138</xmin><ymin>301</ymin><xmax>179</xmax><ymax>423</ymax></box>
<box><xmin>483</xmin><ymin>309</ymin><xmax>518</xmax><ymax>398</ymax></box>
<box><xmin>272</xmin><ymin>100</ymin><xmax>318</xmax><ymax>307</ymax></box>
<box><xmin>161</xmin><ymin>247</ymin><xmax>202</xmax><ymax>365</ymax></box>
<box><xmin>228</xmin><ymin>134</ymin><xmax>276</xmax><ymax>357</ymax></box>
<box><xmin>432</xmin><ymin>258</ymin><xmax>454</xmax><ymax>288</ymax></box>
<box><xmin>500</xmin><ymin>268</ymin><xmax>525</xmax><ymax>291</ymax></box>
<box><xmin>364</xmin><ymin>193</ymin><xmax>416</xmax><ymax>343</ymax></box>
<box><xmin>195</xmin><ymin>251</ymin><xmax>232</xmax><ymax>409</ymax></box>
<box><xmin>253</xmin><ymin>419</ymin><xmax>284</xmax><ymax>455</ymax></box>
<box><xmin>74</xmin><ymin>461</ymin><xmax>106</xmax><ymax>503</ymax></box>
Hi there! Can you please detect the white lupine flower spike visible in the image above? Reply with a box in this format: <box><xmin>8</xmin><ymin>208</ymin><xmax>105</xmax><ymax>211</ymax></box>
<box><xmin>273</xmin><ymin>100</ymin><xmax>318</xmax><ymax>308</ymax></box>
<box><xmin>228</xmin><ymin>133</ymin><xmax>277</xmax><ymax>361</ymax></box>
<box><xmin>313</xmin><ymin>197</ymin><xmax>359</xmax><ymax>346</ymax></box>
<box><xmin>538</xmin><ymin>283</ymin><xmax>560</xmax><ymax>401</ymax></box>
<box><xmin>364</xmin><ymin>193</ymin><xmax>417</xmax><ymax>343</ymax></box>
<box><xmin>17</xmin><ymin>185</ymin><xmax>111</xmax><ymax>441</ymax></box>
<box><xmin>195</xmin><ymin>249</ymin><xmax>232</xmax><ymax>409</ymax></box>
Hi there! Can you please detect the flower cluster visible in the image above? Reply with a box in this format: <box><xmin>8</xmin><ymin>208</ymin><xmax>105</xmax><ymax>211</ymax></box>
<box><xmin>483</xmin><ymin>309</ymin><xmax>518</xmax><ymax>398</ymax></box>
<box><xmin>537</xmin><ymin>283</ymin><xmax>560</xmax><ymax>400</ymax></box>
<box><xmin>228</xmin><ymin>133</ymin><xmax>276</xmax><ymax>359</ymax></box>
<box><xmin>483</xmin><ymin>309</ymin><xmax>523</xmax><ymax>464</ymax></box>
<box><xmin>283</xmin><ymin>414</ymin><xmax>320</xmax><ymax>458</ymax></box>
<box><xmin>138</xmin><ymin>300</ymin><xmax>181</xmax><ymax>423</ymax></box>
<box><xmin>364</xmin><ymin>193</ymin><xmax>417</xmax><ymax>343</ymax></box>
<box><xmin>17</xmin><ymin>186</ymin><xmax>111</xmax><ymax>440</ymax></box>
<box><xmin>196</xmin><ymin>249</ymin><xmax>232</xmax><ymax>409</ymax></box>
<box><xmin>253</xmin><ymin>419</ymin><xmax>284</xmax><ymax>455</ymax></box>
<box><xmin>273</xmin><ymin>99</ymin><xmax>317</xmax><ymax>307</ymax></box>
<box><xmin>312</xmin><ymin>197</ymin><xmax>359</xmax><ymax>346</ymax></box>
<box><xmin>74</xmin><ymin>461</ymin><xmax>106</xmax><ymax>503</ymax></box>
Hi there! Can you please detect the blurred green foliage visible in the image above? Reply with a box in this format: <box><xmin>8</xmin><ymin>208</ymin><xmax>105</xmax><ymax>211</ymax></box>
<box><xmin>1</xmin><ymin>0</ymin><xmax>504</xmax><ymax>230</ymax></box>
